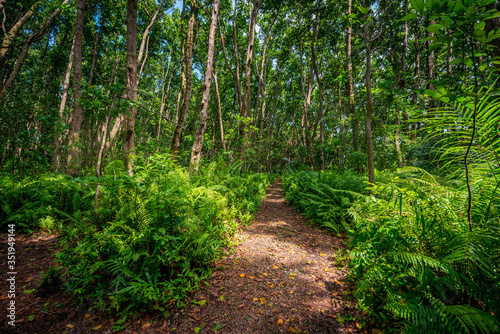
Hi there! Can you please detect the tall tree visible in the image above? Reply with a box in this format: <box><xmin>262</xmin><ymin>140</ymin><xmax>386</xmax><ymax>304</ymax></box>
<box><xmin>190</xmin><ymin>0</ymin><xmax>220</xmax><ymax>173</ymax></box>
<box><xmin>240</xmin><ymin>0</ymin><xmax>263</xmax><ymax>148</ymax></box>
<box><xmin>122</xmin><ymin>0</ymin><xmax>139</xmax><ymax>176</ymax></box>
<box><xmin>171</xmin><ymin>0</ymin><xmax>196</xmax><ymax>158</ymax></box>
<box><xmin>66</xmin><ymin>0</ymin><xmax>86</xmax><ymax>176</ymax></box>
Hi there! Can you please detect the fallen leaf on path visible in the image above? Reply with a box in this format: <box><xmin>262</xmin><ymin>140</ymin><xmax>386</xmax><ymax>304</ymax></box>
<box><xmin>334</xmin><ymin>280</ymin><xmax>342</xmax><ymax>284</ymax></box>
<box><xmin>278</xmin><ymin>319</ymin><xmax>284</xmax><ymax>324</ymax></box>
<box><xmin>260</xmin><ymin>297</ymin><xmax>265</xmax><ymax>305</ymax></box>
<box><xmin>325</xmin><ymin>268</ymin><xmax>329</xmax><ymax>272</ymax></box>
<box><xmin>240</xmin><ymin>274</ymin><xmax>245</xmax><ymax>278</ymax></box>
<box><xmin>320</xmin><ymin>253</ymin><xmax>326</xmax><ymax>256</ymax></box>
<box><xmin>66</xmin><ymin>324</ymin><xmax>74</xmax><ymax>328</ymax></box>
<box><xmin>289</xmin><ymin>326</ymin><xmax>297</xmax><ymax>333</ymax></box>
<box><xmin>273</xmin><ymin>265</ymin><xmax>278</xmax><ymax>269</ymax></box>
<box><xmin>93</xmin><ymin>325</ymin><xmax>102</xmax><ymax>330</ymax></box>
<box><xmin>84</xmin><ymin>313</ymin><xmax>91</xmax><ymax>319</ymax></box>
<box><xmin>253</xmin><ymin>297</ymin><xmax>259</xmax><ymax>302</ymax></box>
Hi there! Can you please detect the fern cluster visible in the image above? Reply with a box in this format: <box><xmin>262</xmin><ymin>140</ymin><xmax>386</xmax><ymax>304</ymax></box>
<box><xmin>1</xmin><ymin>155</ymin><xmax>275</xmax><ymax>322</ymax></box>
<box><xmin>348</xmin><ymin>167</ymin><xmax>500</xmax><ymax>333</ymax></box>
<box><xmin>282</xmin><ymin>170</ymin><xmax>366</xmax><ymax>234</ymax></box>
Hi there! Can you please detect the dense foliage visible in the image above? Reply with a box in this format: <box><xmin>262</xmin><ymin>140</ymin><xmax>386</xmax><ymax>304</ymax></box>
<box><xmin>1</xmin><ymin>158</ymin><xmax>274</xmax><ymax>325</ymax></box>
<box><xmin>2</xmin><ymin>0</ymin><xmax>500</xmax><ymax>332</ymax></box>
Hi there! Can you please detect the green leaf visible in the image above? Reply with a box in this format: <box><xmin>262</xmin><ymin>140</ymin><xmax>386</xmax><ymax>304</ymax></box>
<box><xmin>213</xmin><ymin>323</ymin><xmax>224</xmax><ymax>331</ymax></box>
<box><xmin>357</xmin><ymin>5</ymin><xmax>368</xmax><ymax>14</ymax></box>
<box><xmin>474</xmin><ymin>21</ymin><xmax>486</xmax><ymax>31</ymax></box>
<box><xmin>400</xmin><ymin>13</ymin><xmax>417</xmax><ymax>21</ymax></box>
<box><xmin>410</xmin><ymin>0</ymin><xmax>425</xmax><ymax>13</ymax></box>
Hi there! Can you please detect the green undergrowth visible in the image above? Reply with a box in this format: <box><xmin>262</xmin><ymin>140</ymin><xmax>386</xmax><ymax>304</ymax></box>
<box><xmin>283</xmin><ymin>167</ymin><xmax>500</xmax><ymax>333</ymax></box>
<box><xmin>282</xmin><ymin>169</ymin><xmax>366</xmax><ymax>234</ymax></box>
<box><xmin>0</xmin><ymin>155</ymin><xmax>275</xmax><ymax>323</ymax></box>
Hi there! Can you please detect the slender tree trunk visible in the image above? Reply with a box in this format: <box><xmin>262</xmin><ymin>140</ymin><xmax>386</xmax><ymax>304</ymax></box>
<box><xmin>233</xmin><ymin>0</ymin><xmax>243</xmax><ymax>115</ymax></box>
<box><xmin>346</xmin><ymin>0</ymin><xmax>358</xmax><ymax>155</ymax></box>
<box><xmin>214</xmin><ymin>69</ymin><xmax>226</xmax><ymax>150</ymax></box>
<box><xmin>395</xmin><ymin>110</ymin><xmax>403</xmax><ymax>167</ymax></box>
<box><xmin>66</xmin><ymin>0</ymin><xmax>86</xmax><ymax>176</ymax></box>
<box><xmin>0</xmin><ymin>0</ymin><xmax>69</xmax><ymax>98</ymax></box>
<box><xmin>311</xmin><ymin>7</ymin><xmax>324</xmax><ymax>170</ymax></box>
<box><xmin>52</xmin><ymin>35</ymin><xmax>76</xmax><ymax>171</ymax></box>
<box><xmin>364</xmin><ymin>40</ymin><xmax>375</xmax><ymax>190</ymax></box>
<box><xmin>240</xmin><ymin>0</ymin><xmax>263</xmax><ymax>145</ymax></box>
<box><xmin>401</xmin><ymin>0</ymin><xmax>409</xmax><ymax>133</ymax></box>
<box><xmin>122</xmin><ymin>0</ymin><xmax>138</xmax><ymax>176</ymax></box>
<box><xmin>157</xmin><ymin>52</ymin><xmax>173</xmax><ymax>142</ymax></box>
<box><xmin>190</xmin><ymin>0</ymin><xmax>220</xmax><ymax>173</ymax></box>
<box><xmin>0</xmin><ymin>1</ymin><xmax>40</xmax><ymax>65</ymax></box>
<box><xmin>88</xmin><ymin>30</ymin><xmax>99</xmax><ymax>85</ymax></box>
<box><xmin>171</xmin><ymin>1</ymin><xmax>195</xmax><ymax>158</ymax></box>
<box><xmin>412</xmin><ymin>22</ymin><xmax>420</xmax><ymax>141</ymax></box>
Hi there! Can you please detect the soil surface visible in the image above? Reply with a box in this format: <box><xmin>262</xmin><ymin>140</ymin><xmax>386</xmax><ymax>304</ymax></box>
<box><xmin>1</xmin><ymin>179</ymin><xmax>366</xmax><ymax>333</ymax></box>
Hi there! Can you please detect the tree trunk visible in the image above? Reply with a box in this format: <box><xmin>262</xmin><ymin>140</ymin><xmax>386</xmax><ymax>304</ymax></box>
<box><xmin>311</xmin><ymin>7</ymin><xmax>324</xmax><ymax>170</ymax></box>
<box><xmin>0</xmin><ymin>0</ymin><xmax>70</xmax><ymax>98</ymax></box>
<box><xmin>346</xmin><ymin>0</ymin><xmax>358</xmax><ymax>154</ymax></box>
<box><xmin>0</xmin><ymin>1</ymin><xmax>40</xmax><ymax>65</ymax></box>
<box><xmin>240</xmin><ymin>0</ymin><xmax>263</xmax><ymax>145</ymax></box>
<box><xmin>233</xmin><ymin>0</ymin><xmax>243</xmax><ymax>116</ymax></box>
<box><xmin>364</xmin><ymin>41</ymin><xmax>375</xmax><ymax>190</ymax></box>
<box><xmin>157</xmin><ymin>52</ymin><xmax>174</xmax><ymax>142</ymax></box>
<box><xmin>88</xmin><ymin>30</ymin><xmax>99</xmax><ymax>85</ymax></box>
<box><xmin>171</xmin><ymin>1</ymin><xmax>196</xmax><ymax>158</ymax></box>
<box><xmin>395</xmin><ymin>110</ymin><xmax>403</xmax><ymax>167</ymax></box>
<box><xmin>214</xmin><ymin>69</ymin><xmax>226</xmax><ymax>150</ymax></box>
<box><xmin>52</xmin><ymin>35</ymin><xmax>76</xmax><ymax>171</ymax></box>
<box><xmin>122</xmin><ymin>0</ymin><xmax>138</xmax><ymax>176</ymax></box>
<box><xmin>189</xmin><ymin>0</ymin><xmax>220</xmax><ymax>173</ymax></box>
<box><xmin>66</xmin><ymin>0</ymin><xmax>86</xmax><ymax>176</ymax></box>
<box><xmin>401</xmin><ymin>0</ymin><xmax>409</xmax><ymax>133</ymax></box>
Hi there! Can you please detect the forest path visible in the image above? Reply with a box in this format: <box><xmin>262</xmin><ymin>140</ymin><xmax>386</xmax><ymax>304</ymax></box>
<box><xmin>0</xmin><ymin>180</ymin><xmax>365</xmax><ymax>334</ymax></box>
<box><xmin>168</xmin><ymin>179</ymin><xmax>365</xmax><ymax>334</ymax></box>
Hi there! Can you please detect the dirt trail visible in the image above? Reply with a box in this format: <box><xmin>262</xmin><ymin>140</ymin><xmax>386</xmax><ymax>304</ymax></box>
<box><xmin>1</xmin><ymin>180</ymin><xmax>365</xmax><ymax>333</ymax></box>
<box><xmin>167</xmin><ymin>179</ymin><xmax>364</xmax><ymax>333</ymax></box>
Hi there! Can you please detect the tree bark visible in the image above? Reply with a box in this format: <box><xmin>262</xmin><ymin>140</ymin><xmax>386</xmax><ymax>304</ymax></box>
<box><xmin>157</xmin><ymin>51</ymin><xmax>173</xmax><ymax>142</ymax></box>
<box><xmin>0</xmin><ymin>1</ymin><xmax>40</xmax><ymax>65</ymax></box>
<box><xmin>190</xmin><ymin>0</ymin><xmax>220</xmax><ymax>173</ymax></box>
<box><xmin>0</xmin><ymin>0</ymin><xmax>70</xmax><ymax>98</ymax></box>
<box><xmin>122</xmin><ymin>0</ymin><xmax>138</xmax><ymax>176</ymax></box>
<box><xmin>214</xmin><ymin>69</ymin><xmax>226</xmax><ymax>150</ymax></box>
<box><xmin>66</xmin><ymin>0</ymin><xmax>85</xmax><ymax>176</ymax></box>
<box><xmin>346</xmin><ymin>0</ymin><xmax>359</xmax><ymax>155</ymax></box>
<box><xmin>364</xmin><ymin>38</ymin><xmax>375</xmax><ymax>190</ymax></box>
<box><xmin>233</xmin><ymin>0</ymin><xmax>243</xmax><ymax>115</ymax></box>
<box><xmin>171</xmin><ymin>0</ymin><xmax>195</xmax><ymax>158</ymax></box>
<box><xmin>88</xmin><ymin>30</ymin><xmax>99</xmax><ymax>85</ymax></box>
<box><xmin>240</xmin><ymin>0</ymin><xmax>263</xmax><ymax>145</ymax></box>
<box><xmin>311</xmin><ymin>7</ymin><xmax>324</xmax><ymax>170</ymax></box>
<box><xmin>52</xmin><ymin>35</ymin><xmax>75</xmax><ymax>171</ymax></box>
<box><xmin>401</xmin><ymin>0</ymin><xmax>409</xmax><ymax>133</ymax></box>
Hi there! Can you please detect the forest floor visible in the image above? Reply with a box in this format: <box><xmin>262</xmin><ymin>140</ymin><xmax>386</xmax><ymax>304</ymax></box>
<box><xmin>1</xmin><ymin>179</ymin><xmax>367</xmax><ymax>333</ymax></box>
